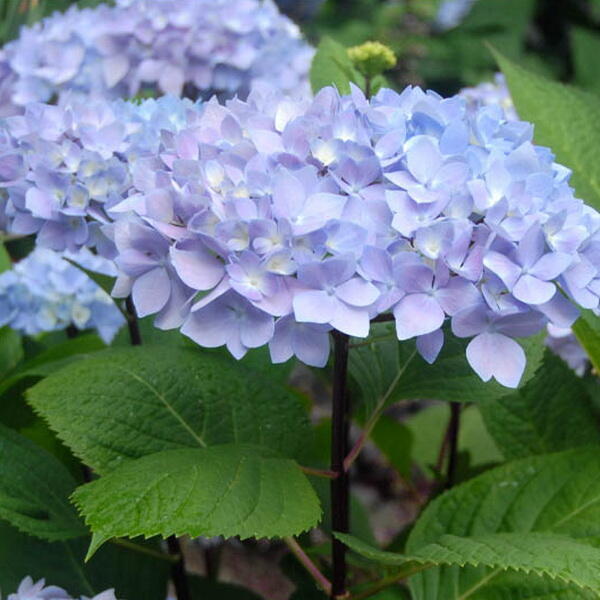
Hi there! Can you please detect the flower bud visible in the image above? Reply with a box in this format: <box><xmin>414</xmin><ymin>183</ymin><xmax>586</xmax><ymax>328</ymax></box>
<box><xmin>347</xmin><ymin>41</ymin><xmax>396</xmax><ymax>78</ymax></box>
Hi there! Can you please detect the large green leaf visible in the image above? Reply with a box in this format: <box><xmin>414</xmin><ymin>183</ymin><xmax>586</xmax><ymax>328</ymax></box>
<box><xmin>28</xmin><ymin>346</ymin><xmax>311</xmax><ymax>474</ymax></box>
<box><xmin>405</xmin><ymin>447</ymin><xmax>600</xmax><ymax>598</ymax></box>
<box><xmin>572</xmin><ymin>310</ymin><xmax>600</xmax><ymax>372</ymax></box>
<box><xmin>0</xmin><ymin>522</ymin><xmax>169</xmax><ymax>600</ymax></box>
<box><xmin>72</xmin><ymin>444</ymin><xmax>322</xmax><ymax>558</ymax></box>
<box><xmin>310</xmin><ymin>36</ymin><xmax>364</xmax><ymax>94</ymax></box>
<box><xmin>495</xmin><ymin>49</ymin><xmax>600</xmax><ymax>211</ymax></box>
<box><xmin>571</xmin><ymin>27</ymin><xmax>600</xmax><ymax>95</ymax></box>
<box><xmin>480</xmin><ymin>352</ymin><xmax>600</xmax><ymax>459</ymax></box>
<box><xmin>349</xmin><ymin>324</ymin><xmax>545</xmax><ymax>413</ymax></box>
<box><xmin>340</xmin><ymin>532</ymin><xmax>600</xmax><ymax>594</ymax></box>
<box><xmin>0</xmin><ymin>327</ymin><xmax>23</xmax><ymax>380</ymax></box>
<box><xmin>0</xmin><ymin>424</ymin><xmax>86</xmax><ymax>541</ymax></box>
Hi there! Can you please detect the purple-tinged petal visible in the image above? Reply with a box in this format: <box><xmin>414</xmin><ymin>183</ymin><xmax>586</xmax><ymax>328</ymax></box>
<box><xmin>131</xmin><ymin>266</ymin><xmax>171</xmax><ymax>317</ymax></box>
<box><xmin>529</xmin><ymin>252</ymin><xmax>573</xmax><ymax>281</ymax></box>
<box><xmin>330</xmin><ymin>302</ymin><xmax>370</xmax><ymax>337</ymax></box>
<box><xmin>466</xmin><ymin>332</ymin><xmax>525</xmax><ymax>388</ymax></box>
<box><xmin>335</xmin><ymin>277</ymin><xmax>380</xmax><ymax>307</ymax></box>
<box><xmin>293</xmin><ymin>289</ymin><xmax>336</xmax><ymax>324</ymax></box>
<box><xmin>512</xmin><ymin>274</ymin><xmax>556</xmax><ymax>305</ymax></box>
<box><xmin>416</xmin><ymin>329</ymin><xmax>444</xmax><ymax>364</ymax></box>
<box><xmin>170</xmin><ymin>239</ymin><xmax>225</xmax><ymax>291</ymax></box>
<box><xmin>483</xmin><ymin>251</ymin><xmax>521</xmax><ymax>289</ymax></box>
<box><xmin>537</xmin><ymin>294</ymin><xmax>580</xmax><ymax>329</ymax></box>
<box><xmin>393</xmin><ymin>293</ymin><xmax>445</xmax><ymax>340</ymax></box>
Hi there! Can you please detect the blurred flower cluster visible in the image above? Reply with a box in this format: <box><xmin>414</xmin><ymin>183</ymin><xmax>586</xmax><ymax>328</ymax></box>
<box><xmin>4</xmin><ymin>576</ymin><xmax>116</xmax><ymax>600</ymax></box>
<box><xmin>460</xmin><ymin>74</ymin><xmax>518</xmax><ymax>121</ymax></box>
<box><xmin>1</xmin><ymin>83</ymin><xmax>599</xmax><ymax>387</ymax></box>
<box><xmin>0</xmin><ymin>247</ymin><xmax>124</xmax><ymax>342</ymax></box>
<box><xmin>434</xmin><ymin>0</ymin><xmax>477</xmax><ymax>31</ymax></box>
<box><xmin>0</xmin><ymin>0</ymin><xmax>313</xmax><ymax>117</ymax></box>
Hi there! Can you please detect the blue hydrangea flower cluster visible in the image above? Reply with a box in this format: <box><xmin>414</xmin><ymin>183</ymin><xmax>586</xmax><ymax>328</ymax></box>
<box><xmin>461</xmin><ymin>75</ymin><xmax>596</xmax><ymax>375</ymax></box>
<box><xmin>0</xmin><ymin>247</ymin><xmax>124</xmax><ymax>342</ymax></box>
<box><xmin>0</xmin><ymin>0</ymin><xmax>313</xmax><ymax>117</ymax></box>
<box><xmin>460</xmin><ymin>74</ymin><xmax>518</xmax><ymax>121</ymax></box>
<box><xmin>4</xmin><ymin>577</ymin><xmax>116</xmax><ymax>600</ymax></box>
<box><xmin>1</xmin><ymin>85</ymin><xmax>599</xmax><ymax>387</ymax></box>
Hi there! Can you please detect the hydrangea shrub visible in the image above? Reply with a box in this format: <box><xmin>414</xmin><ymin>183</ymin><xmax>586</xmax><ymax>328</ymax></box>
<box><xmin>0</xmin><ymin>5</ymin><xmax>599</xmax><ymax>600</ymax></box>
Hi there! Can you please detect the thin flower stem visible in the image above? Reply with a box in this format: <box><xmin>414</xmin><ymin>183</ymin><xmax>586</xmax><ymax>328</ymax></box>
<box><xmin>343</xmin><ymin>349</ymin><xmax>417</xmax><ymax>473</ymax></box>
<box><xmin>331</xmin><ymin>331</ymin><xmax>351</xmax><ymax>599</ymax></box>
<box><xmin>285</xmin><ymin>537</ymin><xmax>332</xmax><ymax>596</ymax></box>
<box><xmin>349</xmin><ymin>563</ymin><xmax>430</xmax><ymax>600</ymax></box>
<box><xmin>300</xmin><ymin>465</ymin><xmax>339</xmax><ymax>479</ymax></box>
<box><xmin>123</xmin><ymin>297</ymin><xmax>190</xmax><ymax>600</ymax></box>
<box><xmin>445</xmin><ymin>402</ymin><xmax>461</xmax><ymax>489</ymax></box>
<box><xmin>110</xmin><ymin>538</ymin><xmax>179</xmax><ymax>563</ymax></box>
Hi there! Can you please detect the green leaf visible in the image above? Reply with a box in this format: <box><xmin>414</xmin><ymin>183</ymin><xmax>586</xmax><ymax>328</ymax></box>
<box><xmin>27</xmin><ymin>346</ymin><xmax>311</xmax><ymax>474</ymax></box>
<box><xmin>0</xmin><ymin>333</ymin><xmax>106</xmax><ymax>396</ymax></box>
<box><xmin>494</xmin><ymin>48</ymin><xmax>600</xmax><ymax>211</ymax></box>
<box><xmin>571</xmin><ymin>27</ymin><xmax>600</xmax><ymax>95</ymax></box>
<box><xmin>0</xmin><ymin>326</ymin><xmax>23</xmax><ymax>379</ymax></box>
<box><xmin>0</xmin><ymin>241</ymin><xmax>11</xmax><ymax>273</ymax></box>
<box><xmin>310</xmin><ymin>36</ymin><xmax>364</xmax><ymax>94</ymax></box>
<box><xmin>0</xmin><ymin>522</ymin><xmax>169</xmax><ymax>600</ymax></box>
<box><xmin>72</xmin><ymin>444</ymin><xmax>322</xmax><ymax>558</ymax></box>
<box><xmin>371</xmin><ymin>415</ymin><xmax>413</xmax><ymax>479</ymax></box>
<box><xmin>0</xmin><ymin>424</ymin><xmax>86</xmax><ymax>541</ymax></box>
<box><xmin>339</xmin><ymin>532</ymin><xmax>600</xmax><ymax>593</ymax></box>
<box><xmin>349</xmin><ymin>324</ymin><xmax>545</xmax><ymax>413</ymax></box>
<box><xmin>405</xmin><ymin>447</ymin><xmax>600</xmax><ymax>597</ymax></box>
<box><xmin>480</xmin><ymin>351</ymin><xmax>600</xmax><ymax>460</ymax></box>
<box><xmin>573</xmin><ymin>309</ymin><xmax>600</xmax><ymax>372</ymax></box>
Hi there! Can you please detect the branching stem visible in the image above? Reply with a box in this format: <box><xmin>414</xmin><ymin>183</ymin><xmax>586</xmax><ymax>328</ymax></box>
<box><xmin>285</xmin><ymin>537</ymin><xmax>332</xmax><ymax>595</ymax></box>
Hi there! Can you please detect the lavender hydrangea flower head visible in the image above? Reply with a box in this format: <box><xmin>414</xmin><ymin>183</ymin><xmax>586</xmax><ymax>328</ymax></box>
<box><xmin>0</xmin><ymin>94</ymin><xmax>203</xmax><ymax>253</ymax></box>
<box><xmin>3</xmin><ymin>82</ymin><xmax>599</xmax><ymax>388</ymax></box>
<box><xmin>0</xmin><ymin>0</ymin><xmax>313</xmax><ymax>116</ymax></box>
<box><xmin>0</xmin><ymin>247</ymin><xmax>124</xmax><ymax>342</ymax></box>
<box><xmin>3</xmin><ymin>577</ymin><xmax>116</xmax><ymax>600</ymax></box>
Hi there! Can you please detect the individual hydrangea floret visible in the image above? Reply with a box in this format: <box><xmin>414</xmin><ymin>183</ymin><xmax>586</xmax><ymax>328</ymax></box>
<box><xmin>0</xmin><ymin>247</ymin><xmax>124</xmax><ymax>342</ymax></box>
<box><xmin>3</xmin><ymin>577</ymin><xmax>116</xmax><ymax>600</ymax></box>
<box><xmin>0</xmin><ymin>0</ymin><xmax>313</xmax><ymax>116</ymax></box>
<box><xmin>460</xmin><ymin>73</ymin><xmax>518</xmax><ymax>121</ymax></box>
<box><xmin>2</xmin><ymin>83</ymin><xmax>599</xmax><ymax>388</ymax></box>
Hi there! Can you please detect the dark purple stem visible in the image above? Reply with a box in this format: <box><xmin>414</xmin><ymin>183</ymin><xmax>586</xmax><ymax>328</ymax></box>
<box><xmin>331</xmin><ymin>332</ymin><xmax>350</xmax><ymax>598</ymax></box>
<box><xmin>124</xmin><ymin>296</ymin><xmax>190</xmax><ymax>599</ymax></box>
<box><xmin>445</xmin><ymin>402</ymin><xmax>461</xmax><ymax>489</ymax></box>
<box><xmin>125</xmin><ymin>296</ymin><xmax>142</xmax><ymax>346</ymax></box>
